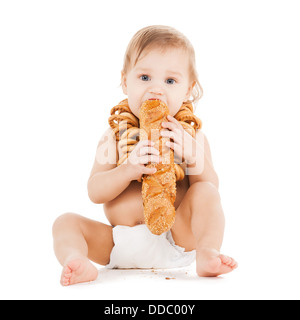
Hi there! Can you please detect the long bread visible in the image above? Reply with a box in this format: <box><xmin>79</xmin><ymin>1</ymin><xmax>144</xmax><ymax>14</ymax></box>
<box><xmin>139</xmin><ymin>100</ymin><xmax>176</xmax><ymax>235</ymax></box>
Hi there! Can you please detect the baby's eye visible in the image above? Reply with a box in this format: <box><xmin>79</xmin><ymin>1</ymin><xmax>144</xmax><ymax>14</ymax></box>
<box><xmin>140</xmin><ymin>75</ymin><xmax>150</xmax><ymax>81</ymax></box>
<box><xmin>166</xmin><ymin>78</ymin><xmax>176</xmax><ymax>85</ymax></box>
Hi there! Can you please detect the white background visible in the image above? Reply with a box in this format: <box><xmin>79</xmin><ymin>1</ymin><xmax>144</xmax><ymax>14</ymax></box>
<box><xmin>1</xmin><ymin>0</ymin><xmax>300</xmax><ymax>300</ymax></box>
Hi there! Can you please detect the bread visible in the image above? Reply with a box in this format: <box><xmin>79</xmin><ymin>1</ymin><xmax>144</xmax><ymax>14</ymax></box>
<box><xmin>139</xmin><ymin>100</ymin><xmax>176</xmax><ymax>235</ymax></box>
<box><xmin>109</xmin><ymin>99</ymin><xmax>202</xmax><ymax>181</ymax></box>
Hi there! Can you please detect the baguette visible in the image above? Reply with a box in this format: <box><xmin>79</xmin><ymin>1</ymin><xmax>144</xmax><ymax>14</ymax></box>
<box><xmin>139</xmin><ymin>99</ymin><xmax>176</xmax><ymax>235</ymax></box>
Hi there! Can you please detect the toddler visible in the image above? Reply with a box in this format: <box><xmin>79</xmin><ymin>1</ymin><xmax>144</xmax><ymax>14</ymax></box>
<box><xmin>52</xmin><ymin>25</ymin><xmax>238</xmax><ymax>286</ymax></box>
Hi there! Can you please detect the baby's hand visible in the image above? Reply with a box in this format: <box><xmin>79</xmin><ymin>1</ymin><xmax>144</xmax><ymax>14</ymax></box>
<box><xmin>161</xmin><ymin>115</ymin><xmax>201</xmax><ymax>165</ymax></box>
<box><xmin>126</xmin><ymin>140</ymin><xmax>160</xmax><ymax>181</ymax></box>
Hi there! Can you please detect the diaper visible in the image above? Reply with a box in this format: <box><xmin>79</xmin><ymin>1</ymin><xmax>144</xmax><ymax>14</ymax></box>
<box><xmin>106</xmin><ymin>224</ymin><xmax>196</xmax><ymax>269</ymax></box>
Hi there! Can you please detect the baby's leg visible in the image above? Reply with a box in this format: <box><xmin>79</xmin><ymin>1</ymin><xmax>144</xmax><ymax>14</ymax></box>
<box><xmin>52</xmin><ymin>213</ymin><xmax>114</xmax><ymax>286</ymax></box>
<box><xmin>172</xmin><ymin>182</ymin><xmax>237</xmax><ymax>277</ymax></box>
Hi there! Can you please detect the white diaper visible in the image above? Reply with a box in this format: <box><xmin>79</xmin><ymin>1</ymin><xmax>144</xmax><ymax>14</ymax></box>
<box><xmin>106</xmin><ymin>224</ymin><xmax>196</xmax><ymax>269</ymax></box>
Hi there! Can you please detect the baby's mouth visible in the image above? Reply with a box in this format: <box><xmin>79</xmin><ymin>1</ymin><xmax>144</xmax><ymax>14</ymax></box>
<box><xmin>148</xmin><ymin>98</ymin><xmax>161</xmax><ymax>101</ymax></box>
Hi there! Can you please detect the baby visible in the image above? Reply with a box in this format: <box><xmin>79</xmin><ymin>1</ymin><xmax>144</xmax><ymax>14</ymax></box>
<box><xmin>52</xmin><ymin>25</ymin><xmax>238</xmax><ymax>286</ymax></box>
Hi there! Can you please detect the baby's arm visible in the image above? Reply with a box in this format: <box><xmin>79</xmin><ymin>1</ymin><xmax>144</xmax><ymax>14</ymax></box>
<box><xmin>87</xmin><ymin>128</ymin><xmax>129</xmax><ymax>203</ymax></box>
<box><xmin>88</xmin><ymin>162</ymin><xmax>131</xmax><ymax>204</ymax></box>
<box><xmin>187</xmin><ymin>131</ymin><xmax>219</xmax><ymax>188</ymax></box>
<box><xmin>87</xmin><ymin>128</ymin><xmax>159</xmax><ymax>204</ymax></box>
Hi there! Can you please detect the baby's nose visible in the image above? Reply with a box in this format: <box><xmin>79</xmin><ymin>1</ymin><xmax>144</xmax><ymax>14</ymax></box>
<box><xmin>149</xmin><ymin>85</ymin><xmax>164</xmax><ymax>96</ymax></box>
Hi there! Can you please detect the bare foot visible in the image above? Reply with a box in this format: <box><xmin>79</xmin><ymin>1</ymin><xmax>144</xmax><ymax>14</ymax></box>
<box><xmin>60</xmin><ymin>257</ymin><xmax>98</xmax><ymax>286</ymax></box>
<box><xmin>196</xmin><ymin>247</ymin><xmax>238</xmax><ymax>277</ymax></box>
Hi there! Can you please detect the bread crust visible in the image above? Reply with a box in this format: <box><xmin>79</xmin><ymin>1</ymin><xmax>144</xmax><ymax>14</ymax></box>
<box><xmin>139</xmin><ymin>100</ymin><xmax>176</xmax><ymax>235</ymax></box>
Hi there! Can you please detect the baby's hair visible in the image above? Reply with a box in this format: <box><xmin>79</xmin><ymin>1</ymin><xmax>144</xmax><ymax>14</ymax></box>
<box><xmin>122</xmin><ymin>25</ymin><xmax>203</xmax><ymax>105</ymax></box>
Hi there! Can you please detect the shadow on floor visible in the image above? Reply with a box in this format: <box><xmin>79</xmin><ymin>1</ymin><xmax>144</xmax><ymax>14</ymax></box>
<box><xmin>89</xmin><ymin>262</ymin><xmax>223</xmax><ymax>285</ymax></box>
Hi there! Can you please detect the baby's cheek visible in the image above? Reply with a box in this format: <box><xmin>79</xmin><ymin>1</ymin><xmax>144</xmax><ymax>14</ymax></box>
<box><xmin>127</xmin><ymin>99</ymin><xmax>140</xmax><ymax>118</ymax></box>
<box><xmin>169</xmin><ymin>102</ymin><xmax>183</xmax><ymax>116</ymax></box>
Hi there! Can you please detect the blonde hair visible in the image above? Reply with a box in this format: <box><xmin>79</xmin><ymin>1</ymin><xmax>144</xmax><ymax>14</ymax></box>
<box><xmin>122</xmin><ymin>25</ymin><xmax>203</xmax><ymax>105</ymax></box>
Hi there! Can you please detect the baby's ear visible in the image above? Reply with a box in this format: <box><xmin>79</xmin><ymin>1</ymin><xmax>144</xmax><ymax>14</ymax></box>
<box><xmin>121</xmin><ymin>71</ymin><xmax>128</xmax><ymax>95</ymax></box>
<box><xmin>184</xmin><ymin>81</ymin><xmax>196</xmax><ymax>102</ymax></box>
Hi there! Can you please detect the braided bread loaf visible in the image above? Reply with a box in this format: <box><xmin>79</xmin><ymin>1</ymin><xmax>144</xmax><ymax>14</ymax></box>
<box><xmin>139</xmin><ymin>100</ymin><xmax>176</xmax><ymax>235</ymax></box>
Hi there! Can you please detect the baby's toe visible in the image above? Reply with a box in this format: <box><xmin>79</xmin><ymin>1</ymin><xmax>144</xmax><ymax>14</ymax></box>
<box><xmin>220</xmin><ymin>254</ymin><xmax>237</xmax><ymax>268</ymax></box>
<box><xmin>219</xmin><ymin>254</ymin><xmax>231</xmax><ymax>264</ymax></box>
<box><xmin>62</xmin><ymin>278</ymin><xmax>70</xmax><ymax>286</ymax></box>
<box><xmin>231</xmin><ymin>260</ymin><xmax>238</xmax><ymax>269</ymax></box>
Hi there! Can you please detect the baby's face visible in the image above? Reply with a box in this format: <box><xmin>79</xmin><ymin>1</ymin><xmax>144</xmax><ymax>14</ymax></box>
<box><xmin>122</xmin><ymin>47</ymin><xmax>194</xmax><ymax>118</ymax></box>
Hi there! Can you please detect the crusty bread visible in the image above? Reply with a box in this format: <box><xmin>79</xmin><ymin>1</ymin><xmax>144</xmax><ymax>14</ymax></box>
<box><xmin>110</xmin><ymin>99</ymin><xmax>202</xmax><ymax>181</ymax></box>
<box><xmin>139</xmin><ymin>100</ymin><xmax>176</xmax><ymax>235</ymax></box>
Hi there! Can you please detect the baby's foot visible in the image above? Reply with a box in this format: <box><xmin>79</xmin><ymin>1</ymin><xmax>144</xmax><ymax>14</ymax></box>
<box><xmin>196</xmin><ymin>247</ymin><xmax>238</xmax><ymax>277</ymax></box>
<box><xmin>60</xmin><ymin>257</ymin><xmax>98</xmax><ymax>286</ymax></box>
